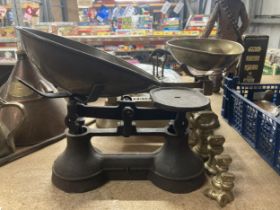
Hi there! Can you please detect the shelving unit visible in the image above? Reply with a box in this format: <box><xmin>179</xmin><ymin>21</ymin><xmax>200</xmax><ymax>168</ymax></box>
<box><xmin>71</xmin><ymin>1</ymin><xmax>187</xmax><ymax>60</ymax></box>
<box><xmin>65</xmin><ymin>31</ymin><xmax>198</xmax><ymax>43</ymax></box>
<box><xmin>82</xmin><ymin>2</ymin><xmax>177</xmax><ymax>13</ymax></box>
<box><xmin>65</xmin><ymin>31</ymin><xmax>198</xmax><ymax>56</ymax></box>
<box><xmin>86</xmin><ymin>3</ymin><xmax>175</xmax><ymax>8</ymax></box>
<box><xmin>0</xmin><ymin>0</ymin><xmax>192</xmax><ymax>64</ymax></box>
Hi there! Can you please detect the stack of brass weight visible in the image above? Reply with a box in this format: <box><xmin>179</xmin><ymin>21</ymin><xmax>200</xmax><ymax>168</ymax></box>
<box><xmin>189</xmin><ymin>111</ymin><xmax>235</xmax><ymax>207</ymax></box>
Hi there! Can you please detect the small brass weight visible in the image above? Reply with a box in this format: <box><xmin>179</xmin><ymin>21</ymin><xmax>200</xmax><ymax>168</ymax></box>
<box><xmin>190</xmin><ymin>111</ymin><xmax>220</xmax><ymax>159</ymax></box>
<box><xmin>204</xmin><ymin>154</ymin><xmax>235</xmax><ymax>207</ymax></box>
<box><xmin>205</xmin><ymin>135</ymin><xmax>225</xmax><ymax>175</ymax></box>
<box><xmin>189</xmin><ymin>111</ymin><xmax>235</xmax><ymax>207</ymax></box>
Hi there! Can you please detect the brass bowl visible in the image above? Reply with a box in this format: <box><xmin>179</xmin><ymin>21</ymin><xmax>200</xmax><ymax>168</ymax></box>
<box><xmin>167</xmin><ymin>38</ymin><xmax>244</xmax><ymax>71</ymax></box>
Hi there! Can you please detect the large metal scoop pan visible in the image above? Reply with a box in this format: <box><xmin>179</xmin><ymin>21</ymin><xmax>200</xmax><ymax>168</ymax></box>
<box><xmin>167</xmin><ymin>38</ymin><xmax>244</xmax><ymax>71</ymax></box>
<box><xmin>17</xmin><ymin>27</ymin><xmax>160</xmax><ymax>98</ymax></box>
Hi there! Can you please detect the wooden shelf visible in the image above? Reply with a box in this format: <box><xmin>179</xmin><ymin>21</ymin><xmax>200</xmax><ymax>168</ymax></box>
<box><xmin>0</xmin><ymin>38</ymin><xmax>17</xmax><ymax>43</ymax></box>
<box><xmin>65</xmin><ymin>33</ymin><xmax>195</xmax><ymax>44</ymax></box>
<box><xmin>0</xmin><ymin>33</ymin><xmax>197</xmax><ymax>47</ymax></box>
<box><xmin>0</xmin><ymin>61</ymin><xmax>16</xmax><ymax>65</ymax></box>
<box><xmin>114</xmin><ymin>48</ymin><xmax>155</xmax><ymax>53</ymax></box>
<box><xmin>252</xmin><ymin>18</ymin><xmax>280</xmax><ymax>25</ymax></box>
<box><xmin>78</xmin><ymin>2</ymin><xmax>175</xmax><ymax>8</ymax></box>
<box><xmin>0</xmin><ymin>32</ymin><xmax>196</xmax><ymax>46</ymax></box>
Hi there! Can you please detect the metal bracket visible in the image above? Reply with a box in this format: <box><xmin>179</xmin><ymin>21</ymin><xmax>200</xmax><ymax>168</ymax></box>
<box><xmin>17</xmin><ymin>77</ymin><xmax>72</xmax><ymax>98</ymax></box>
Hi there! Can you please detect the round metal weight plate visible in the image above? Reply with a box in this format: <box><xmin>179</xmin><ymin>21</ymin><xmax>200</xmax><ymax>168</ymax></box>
<box><xmin>150</xmin><ymin>87</ymin><xmax>210</xmax><ymax>112</ymax></box>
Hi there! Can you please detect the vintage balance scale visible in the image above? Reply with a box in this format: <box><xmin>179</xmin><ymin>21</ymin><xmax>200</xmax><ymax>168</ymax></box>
<box><xmin>16</xmin><ymin>27</ymin><xmax>243</xmax><ymax>194</ymax></box>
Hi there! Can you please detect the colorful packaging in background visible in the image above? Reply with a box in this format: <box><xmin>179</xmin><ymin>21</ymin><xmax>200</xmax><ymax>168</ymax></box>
<box><xmin>0</xmin><ymin>48</ymin><xmax>17</xmax><ymax>64</ymax></box>
<box><xmin>0</xmin><ymin>5</ymin><xmax>7</xmax><ymax>20</ymax></box>
<box><xmin>185</xmin><ymin>14</ymin><xmax>217</xmax><ymax>36</ymax></box>
<box><xmin>264</xmin><ymin>48</ymin><xmax>280</xmax><ymax>75</ymax></box>
<box><xmin>135</xmin><ymin>15</ymin><xmax>153</xmax><ymax>30</ymax></box>
<box><xmin>77</xmin><ymin>25</ymin><xmax>111</xmax><ymax>35</ymax></box>
<box><xmin>0</xmin><ymin>26</ymin><xmax>15</xmax><ymax>37</ymax></box>
<box><xmin>117</xmin><ymin>16</ymin><xmax>132</xmax><ymax>30</ymax></box>
<box><xmin>77</xmin><ymin>0</ymin><xmax>92</xmax><ymax>7</ymax></box>
<box><xmin>78</xmin><ymin>0</ymin><xmax>99</xmax><ymax>23</ymax></box>
<box><xmin>0</xmin><ymin>1</ymin><xmax>203</xmax><ymax>39</ymax></box>
<box><xmin>123</xmin><ymin>5</ymin><xmax>136</xmax><ymax>17</ymax></box>
<box><xmin>187</xmin><ymin>14</ymin><xmax>210</xmax><ymax>28</ymax></box>
<box><xmin>96</xmin><ymin>5</ymin><xmax>110</xmax><ymax>23</ymax></box>
<box><xmin>117</xmin><ymin>15</ymin><xmax>153</xmax><ymax>32</ymax></box>
<box><xmin>22</xmin><ymin>2</ymin><xmax>40</xmax><ymax>26</ymax></box>
<box><xmin>33</xmin><ymin>23</ymin><xmax>54</xmax><ymax>33</ymax></box>
<box><xmin>32</xmin><ymin>22</ymin><xmax>112</xmax><ymax>36</ymax></box>
<box><xmin>77</xmin><ymin>25</ymin><xmax>93</xmax><ymax>35</ymax></box>
<box><xmin>54</xmin><ymin>22</ymin><xmax>78</xmax><ymax>36</ymax></box>
<box><xmin>5</xmin><ymin>7</ymin><xmax>14</xmax><ymax>26</ymax></box>
<box><xmin>162</xmin><ymin>17</ymin><xmax>180</xmax><ymax>30</ymax></box>
<box><xmin>0</xmin><ymin>4</ymin><xmax>14</xmax><ymax>27</ymax></box>
<box><xmin>79</xmin><ymin>8</ymin><xmax>91</xmax><ymax>23</ymax></box>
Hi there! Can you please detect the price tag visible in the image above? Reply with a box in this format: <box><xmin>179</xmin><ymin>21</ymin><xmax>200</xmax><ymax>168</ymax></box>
<box><xmin>97</xmin><ymin>32</ymin><xmax>109</xmax><ymax>36</ymax></box>
<box><xmin>77</xmin><ymin>0</ymin><xmax>92</xmax><ymax>7</ymax></box>
<box><xmin>0</xmin><ymin>6</ymin><xmax>7</xmax><ymax>19</ymax></box>
<box><xmin>161</xmin><ymin>1</ymin><xmax>172</xmax><ymax>14</ymax></box>
<box><xmin>175</xmin><ymin>31</ymin><xmax>183</xmax><ymax>35</ymax></box>
<box><xmin>153</xmin><ymin>31</ymin><xmax>164</xmax><ymax>36</ymax></box>
<box><xmin>164</xmin><ymin>31</ymin><xmax>173</xmax><ymax>36</ymax></box>
<box><xmin>183</xmin><ymin>30</ymin><xmax>199</xmax><ymax>36</ymax></box>
<box><xmin>174</xmin><ymin>1</ymin><xmax>184</xmax><ymax>14</ymax></box>
<box><xmin>137</xmin><ymin>30</ymin><xmax>147</xmax><ymax>36</ymax></box>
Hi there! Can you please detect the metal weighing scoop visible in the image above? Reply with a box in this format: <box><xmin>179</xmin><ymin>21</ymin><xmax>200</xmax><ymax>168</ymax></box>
<box><xmin>167</xmin><ymin>38</ymin><xmax>244</xmax><ymax>71</ymax></box>
<box><xmin>17</xmin><ymin>27</ymin><xmax>159</xmax><ymax>98</ymax></box>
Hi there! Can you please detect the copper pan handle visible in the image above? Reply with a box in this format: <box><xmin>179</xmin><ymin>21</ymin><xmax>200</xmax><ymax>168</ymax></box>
<box><xmin>40</xmin><ymin>79</ymin><xmax>56</xmax><ymax>93</ymax></box>
<box><xmin>17</xmin><ymin>77</ymin><xmax>71</xmax><ymax>98</ymax></box>
<box><xmin>0</xmin><ymin>98</ymin><xmax>26</xmax><ymax>151</ymax></box>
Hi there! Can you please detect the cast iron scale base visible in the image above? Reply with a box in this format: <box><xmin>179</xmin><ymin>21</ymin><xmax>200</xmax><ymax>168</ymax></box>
<box><xmin>15</xmin><ymin>27</ymin><xmax>244</xmax><ymax>201</ymax></box>
<box><xmin>51</xmin><ymin>87</ymin><xmax>210</xmax><ymax>193</ymax></box>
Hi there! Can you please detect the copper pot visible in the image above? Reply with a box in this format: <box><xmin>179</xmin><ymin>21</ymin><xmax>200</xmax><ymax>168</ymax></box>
<box><xmin>0</xmin><ymin>51</ymin><xmax>67</xmax><ymax>146</ymax></box>
<box><xmin>0</xmin><ymin>99</ymin><xmax>26</xmax><ymax>157</ymax></box>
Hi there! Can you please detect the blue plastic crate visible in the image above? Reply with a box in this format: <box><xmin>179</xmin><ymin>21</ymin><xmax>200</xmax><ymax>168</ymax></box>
<box><xmin>222</xmin><ymin>77</ymin><xmax>280</xmax><ymax>175</ymax></box>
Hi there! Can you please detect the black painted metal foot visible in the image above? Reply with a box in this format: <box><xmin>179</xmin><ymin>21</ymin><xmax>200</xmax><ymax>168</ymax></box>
<box><xmin>149</xmin><ymin>130</ymin><xmax>205</xmax><ymax>193</ymax></box>
<box><xmin>52</xmin><ymin>131</ymin><xmax>106</xmax><ymax>193</ymax></box>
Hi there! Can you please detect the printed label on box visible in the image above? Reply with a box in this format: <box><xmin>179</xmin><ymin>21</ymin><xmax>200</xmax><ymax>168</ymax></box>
<box><xmin>246</xmin><ymin>55</ymin><xmax>260</xmax><ymax>62</ymax></box>
<box><xmin>161</xmin><ymin>2</ymin><xmax>172</xmax><ymax>14</ymax></box>
<box><xmin>248</xmin><ymin>46</ymin><xmax>262</xmax><ymax>53</ymax></box>
<box><xmin>174</xmin><ymin>1</ymin><xmax>184</xmax><ymax>14</ymax></box>
<box><xmin>245</xmin><ymin>64</ymin><xmax>259</xmax><ymax>71</ymax></box>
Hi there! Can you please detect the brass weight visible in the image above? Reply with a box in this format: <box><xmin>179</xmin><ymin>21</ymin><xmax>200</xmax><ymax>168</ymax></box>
<box><xmin>204</xmin><ymin>154</ymin><xmax>235</xmax><ymax>207</ymax></box>
<box><xmin>205</xmin><ymin>135</ymin><xmax>226</xmax><ymax>175</ymax></box>
<box><xmin>191</xmin><ymin>111</ymin><xmax>220</xmax><ymax>160</ymax></box>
